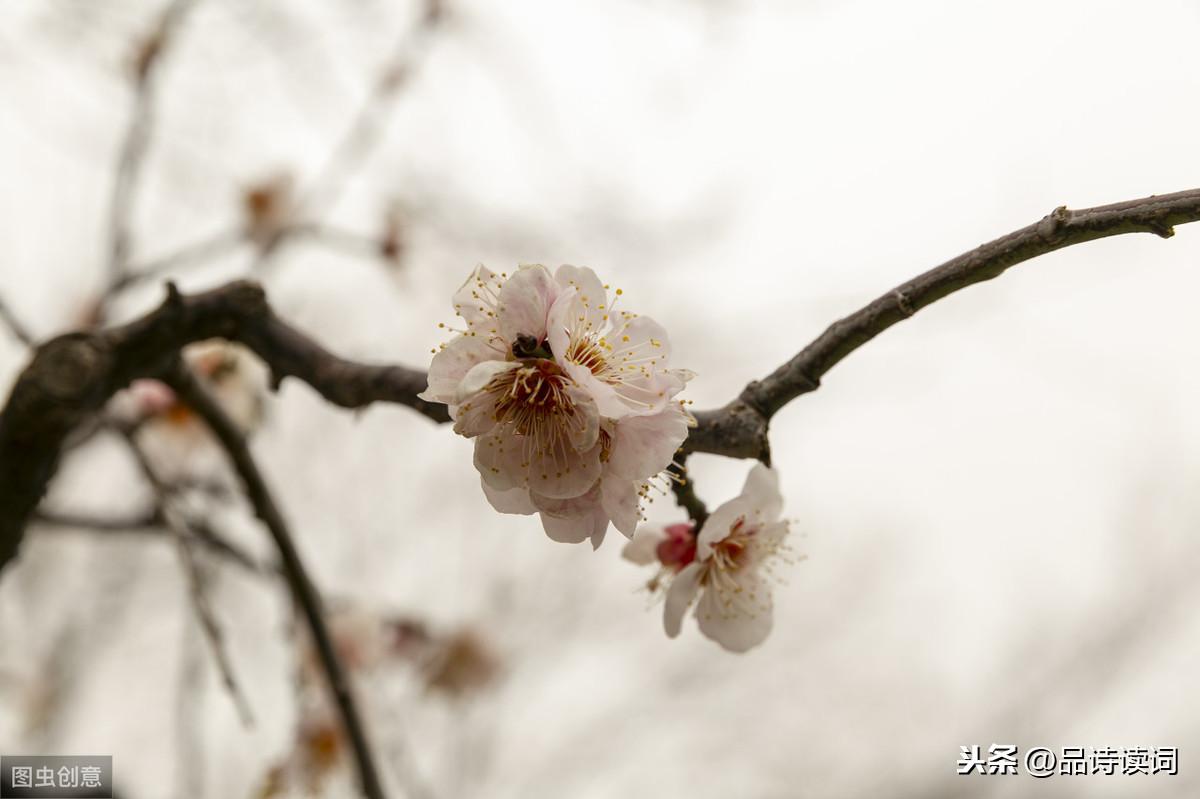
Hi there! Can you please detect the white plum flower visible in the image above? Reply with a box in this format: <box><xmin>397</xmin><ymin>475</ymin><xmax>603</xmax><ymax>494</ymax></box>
<box><xmin>623</xmin><ymin>463</ymin><xmax>795</xmax><ymax>652</ymax></box>
<box><xmin>420</xmin><ymin>264</ymin><xmax>694</xmax><ymax>546</ymax></box>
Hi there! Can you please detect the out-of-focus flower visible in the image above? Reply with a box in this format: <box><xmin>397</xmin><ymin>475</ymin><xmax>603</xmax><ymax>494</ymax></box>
<box><xmin>242</xmin><ymin>172</ymin><xmax>294</xmax><ymax>249</ymax></box>
<box><xmin>422</xmin><ymin>629</ymin><xmax>499</xmax><ymax>698</ymax></box>
<box><xmin>118</xmin><ymin>341</ymin><xmax>265</xmax><ymax>439</ymax></box>
<box><xmin>420</xmin><ymin>264</ymin><xmax>694</xmax><ymax>547</ymax></box>
<box><xmin>623</xmin><ymin>464</ymin><xmax>795</xmax><ymax>652</ymax></box>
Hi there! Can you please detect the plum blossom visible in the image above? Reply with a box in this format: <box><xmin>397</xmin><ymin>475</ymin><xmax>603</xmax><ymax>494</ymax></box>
<box><xmin>113</xmin><ymin>341</ymin><xmax>266</xmax><ymax>469</ymax></box>
<box><xmin>622</xmin><ymin>463</ymin><xmax>795</xmax><ymax>652</ymax></box>
<box><xmin>420</xmin><ymin>264</ymin><xmax>693</xmax><ymax>546</ymax></box>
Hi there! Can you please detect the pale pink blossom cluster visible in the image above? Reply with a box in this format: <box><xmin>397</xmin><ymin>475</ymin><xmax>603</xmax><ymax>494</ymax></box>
<box><xmin>623</xmin><ymin>463</ymin><xmax>795</xmax><ymax>652</ymax></box>
<box><xmin>421</xmin><ymin>264</ymin><xmax>694</xmax><ymax>547</ymax></box>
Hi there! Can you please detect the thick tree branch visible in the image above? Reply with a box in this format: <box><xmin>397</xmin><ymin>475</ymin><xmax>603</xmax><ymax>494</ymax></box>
<box><xmin>161</xmin><ymin>363</ymin><xmax>389</xmax><ymax>799</ymax></box>
<box><xmin>0</xmin><ymin>280</ymin><xmax>444</xmax><ymax>574</ymax></box>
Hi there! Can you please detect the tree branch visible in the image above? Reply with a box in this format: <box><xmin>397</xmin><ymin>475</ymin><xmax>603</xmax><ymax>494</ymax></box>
<box><xmin>690</xmin><ymin>188</ymin><xmax>1200</xmax><ymax>462</ymax></box>
<box><xmin>0</xmin><ymin>280</ymin><xmax>444</xmax><ymax>573</ymax></box>
<box><xmin>161</xmin><ymin>363</ymin><xmax>389</xmax><ymax>799</ymax></box>
<box><xmin>5</xmin><ymin>189</ymin><xmax>1200</xmax><ymax>575</ymax></box>
<box><xmin>667</xmin><ymin>457</ymin><xmax>708</xmax><ymax>528</ymax></box>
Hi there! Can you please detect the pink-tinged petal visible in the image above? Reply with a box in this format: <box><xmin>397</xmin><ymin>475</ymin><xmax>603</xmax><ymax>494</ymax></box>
<box><xmin>474</xmin><ymin>432</ymin><xmax>524</xmax><ymax>491</ymax></box>
<box><xmin>129</xmin><ymin>379</ymin><xmax>178</xmax><ymax>415</ymax></box>
<box><xmin>539</xmin><ymin>512</ymin><xmax>594</xmax><ymax>544</ymax></box>
<box><xmin>559</xmin><ymin>359</ymin><xmax>627</xmax><ymax>418</ymax></box>
<box><xmin>622</xmin><ymin>525</ymin><xmax>666</xmax><ymax>565</ymax></box>
<box><xmin>695</xmin><ymin>572</ymin><xmax>773</xmax><ymax>653</ymax></box>
<box><xmin>663</xmin><ymin>562</ymin><xmax>703</xmax><ymax>638</ymax></box>
<box><xmin>696</xmin><ymin>496</ymin><xmax>753</xmax><ymax>559</ymax></box>
<box><xmin>545</xmin><ymin>285</ymin><xmax>580</xmax><ymax>365</ymax></box>
<box><xmin>600</xmin><ymin>476</ymin><xmax>640</xmax><ymax>537</ymax></box>
<box><xmin>451</xmin><ymin>264</ymin><xmax>501</xmax><ymax>329</ymax></box>
<box><xmin>497</xmin><ymin>264</ymin><xmax>557</xmax><ymax>343</ymax></box>
<box><xmin>561</xmin><ymin>383</ymin><xmax>601</xmax><ymax>452</ymax></box>
<box><xmin>553</xmin><ymin>264</ymin><xmax>608</xmax><ymax>332</ymax></box>
<box><xmin>455</xmin><ymin>360</ymin><xmax>515</xmax><ymax>405</ymax></box>
<box><xmin>526</xmin><ymin>436</ymin><xmax>603</xmax><ymax>499</ymax></box>
<box><xmin>534</xmin><ymin>486</ymin><xmax>609</xmax><ymax>545</ymax></box>
<box><xmin>740</xmin><ymin>463</ymin><xmax>783</xmax><ymax>524</ymax></box>
<box><xmin>607</xmin><ymin>314</ymin><xmax>672</xmax><ymax>377</ymax></box>
<box><xmin>419</xmin><ymin>334</ymin><xmax>503</xmax><ymax>405</ymax></box>
<box><xmin>453</xmin><ymin>361</ymin><xmax>519</xmax><ymax>437</ymax></box>
<box><xmin>480</xmin><ymin>480</ymin><xmax>536</xmax><ymax>515</ymax></box>
<box><xmin>606</xmin><ymin>403</ymin><xmax>689</xmax><ymax>481</ymax></box>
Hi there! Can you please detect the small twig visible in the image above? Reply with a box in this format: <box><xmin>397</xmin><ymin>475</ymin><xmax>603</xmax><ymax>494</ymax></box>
<box><xmin>667</xmin><ymin>457</ymin><xmax>708</xmax><ymax>528</ymax></box>
<box><xmin>0</xmin><ymin>296</ymin><xmax>34</xmax><ymax>347</ymax></box>
<box><xmin>121</xmin><ymin>428</ymin><xmax>256</xmax><ymax>727</ymax></box>
<box><xmin>33</xmin><ymin>508</ymin><xmax>268</xmax><ymax>577</ymax></box>
<box><xmin>297</xmin><ymin>1</ymin><xmax>445</xmax><ymax>220</ymax></box>
<box><xmin>106</xmin><ymin>0</ymin><xmax>200</xmax><ymax>288</ymax></box>
<box><xmin>34</xmin><ymin>507</ymin><xmax>161</xmax><ymax>531</ymax></box>
<box><xmin>170</xmin><ymin>504</ymin><xmax>256</xmax><ymax>728</ymax></box>
<box><xmin>162</xmin><ymin>363</ymin><xmax>390</xmax><ymax>799</ymax></box>
<box><xmin>112</xmin><ymin>228</ymin><xmax>244</xmax><ymax>294</ymax></box>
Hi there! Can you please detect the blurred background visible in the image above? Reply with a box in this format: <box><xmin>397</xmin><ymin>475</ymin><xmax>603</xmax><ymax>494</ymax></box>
<box><xmin>2</xmin><ymin>0</ymin><xmax>1199</xmax><ymax>796</ymax></box>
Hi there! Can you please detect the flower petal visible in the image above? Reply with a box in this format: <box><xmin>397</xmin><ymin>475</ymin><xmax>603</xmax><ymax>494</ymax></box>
<box><xmin>600</xmin><ymin>475</ymin><xmax>640</xmax><ymax>537</ymax></box>
<box><xmin>606</xmin><ymin>403</ymin><xmax>690</xmax><ymax>481</ymax></box>
<box><xmin>418</xmin><ymin>333</ymin><xmax>501</xmax><ymax>406</ymax></box>
<box><xmin>663</xmin><ymin>562</ymin><xmax>703</xmax><ymax>638</ymax></box>
<box><xmin>695</xmin><ymin>571</ymin><xmax>773</xmax><ymax>653</ymax></box>
<box><xmin>526</xmin><ymin>436</ymin><xmax>603</xmax><ymax>499</ymax></box>
<box><xmin>622</xmin><ymin>525</ymin><xmax>666</xmax><ymax>565</ymax></box>
<box><xmin>453</xmin><ymin>361</ymin><xmax>519</xmax><ymax>437</ymax></box>
<box><xmin>451</xmin><ymin>264</ymin><xmax>501</xmax><ymax>329</ymax></box>
<box><xmin>480</xmin><ymin>480</ymin><xmax>536</xmax><ymax>515</ymax></box>
<box><xmin>535</xmin><ymin>486</ymin><xmax>609</xmax><ymax>545</ymax></box>
<box><xmin>740</xmin><ymin>463</ymin><xmax>783</xmax><ymax>524</ymax></box>
<box><xmin>474</xmin><ymin>431</ymin><xmax>523</xmax><ymax>491</ymax></box>
<box><xmin>497</xmin><ymin>264</ymin><xmax>557</xmax><ymax>343</ymax></box>
<box><xmin>696</xmin><ymin>496</ymin><xmax>753</xmax><ymax>560</ymax></box>
<box><xmin>553</xmin><ymin>264</ymin><xmax>608</xmax><ymax>332</ymax></box>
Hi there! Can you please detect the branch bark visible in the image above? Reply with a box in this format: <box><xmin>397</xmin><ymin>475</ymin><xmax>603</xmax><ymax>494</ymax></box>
<box><xmin>0</xmin><ymin>280</ymin><xmax>444</xmax><ymax>574</ymax></box>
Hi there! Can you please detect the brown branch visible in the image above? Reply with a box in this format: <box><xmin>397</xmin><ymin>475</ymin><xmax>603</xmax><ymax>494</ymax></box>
<box><xmin>667</xmin><ymin>457</ymin><xmax>708</xmax><ymax>528</ymax></box>
<box><xmin>119</xmin><ymin>426</ymin><xmax>256</xmax><ymax>727</ymax></box>
<box><xmin>5</xmin><ymin>189</ymin><xmax>1198</xmax><ymax>573</ymax></box>
<box><xmin>687</xmin><ymin>187</ymin><xmax>1200</xmax><ymax>463</ymax></box>
<box><xmin>0</xmin><ymin>280</ymin><xmax>445</xmax><ymax>574</ymax></box>
<box><xmin>33</xmin><ymin>508</ymin><xmax>267</xmax><ymax>577</ymax></box>
<box><xmin>161</xmin><ymin>363</ymin><xmax>389</xmax><ymax>799</ymax></box>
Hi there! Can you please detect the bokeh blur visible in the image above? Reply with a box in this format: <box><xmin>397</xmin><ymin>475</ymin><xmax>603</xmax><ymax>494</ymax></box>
<box><xmin>2</xmin><ymin>1</ymin><xmax>1199</xmax><ymax>797</ymax></box>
